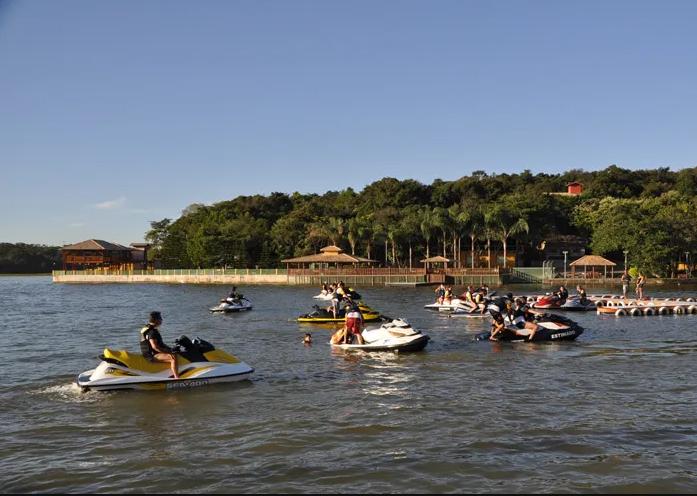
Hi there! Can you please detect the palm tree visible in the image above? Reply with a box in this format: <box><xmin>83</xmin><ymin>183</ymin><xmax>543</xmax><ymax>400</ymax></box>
<box><xmin>419</xmin><ymin>207</ymin><xmax>437</xmax><ymax>260</ymax></box>
<box><xmin>346</xmin><ymin>218</ymin><xmax>360</xmax><ymax>255</ymax></box>
<box><xmin>387</xmin><ymin>224</ymin><xmax>405</xmax><ymax>267</ymax></box>
<box><xmin>432</xmin><ymin>207</ymin><xmax>452</xmax><ymax>258</ymax></box>
<box><xmin>325</xmin><ymin>217</ymin><xmax>345</xmax><ymax>246</ymax></box>
<box><xmin>456</xmin><ymin>206</ymin><xmax>483</xmax><ymax>269</ymax></box>
<box><xmin>400</xmin><ymin>207</ymin><xmax>422</xmax><ymax>269</ymax></box>
<box><xmin>486</xmin><ymin>205</ymin><xmax>529</xmax><ymax>268</ymax></box>
<box><xmin>356</xmin><ymin>216</ymin><xmax>374</xmax><ymax>259</ymax></box>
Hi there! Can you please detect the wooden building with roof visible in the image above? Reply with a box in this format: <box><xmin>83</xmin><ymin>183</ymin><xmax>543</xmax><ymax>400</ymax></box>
<box><xmin>569</xmin><ymin>254</ymin><xmax>616</xmax><ymax>278</ymax></box>
<box><xmin>281</xmin><ymin>245</ymin><xmax>376</xmax><ymax>269</ymax></box>
<box><xmin>60</xmin><ymin>239</ymin><xmax>149</xmax><ymax>270</ymax></box>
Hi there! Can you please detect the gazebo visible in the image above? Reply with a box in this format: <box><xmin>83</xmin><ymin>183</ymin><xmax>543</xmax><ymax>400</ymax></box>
<box><xmin>421</xmin><ymin>256</ymin><xmax>451</xmax><ymax>271</ymax></box>
<box><xmin>569</xmin><ymin>254</ymin><xmax>617</xmax><ymax>279</ymax></box>
<box><xmin>281</xmin><ymin>245</ymin><xmax>376</xmax><ymax>269</ymax></box>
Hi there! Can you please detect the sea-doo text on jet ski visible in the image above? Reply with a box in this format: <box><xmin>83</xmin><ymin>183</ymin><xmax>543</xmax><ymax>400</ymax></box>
<box><xmin>77</xmin><ymin>336</ymin><xmax>254</xmax><ymax>391</ymax></box>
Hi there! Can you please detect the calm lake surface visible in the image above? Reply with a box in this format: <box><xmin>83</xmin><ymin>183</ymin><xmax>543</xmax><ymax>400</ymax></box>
<box><xmin>2</xmin><ymin>276</ymin><xmax>697</xmax><ymax>493</ymax></box>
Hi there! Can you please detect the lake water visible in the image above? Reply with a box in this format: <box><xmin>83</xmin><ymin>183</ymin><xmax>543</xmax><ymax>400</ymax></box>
<box><xmin>2</xmin><ymin>276</ymin><xmax>697</xmax><ymax>493</ymax></box>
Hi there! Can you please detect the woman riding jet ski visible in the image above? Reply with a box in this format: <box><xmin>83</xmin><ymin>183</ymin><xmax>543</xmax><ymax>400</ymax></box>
<box><xmin>297</xmin><ymin>302</ymin><xmax>383</xmax><ymax>323</ymax></box>
<box><xmin>76</xmin><ymin>336</ymin><xmax>254</xmax><ymax>391</ymax></box>
<box><xmin>475</xmin><ymin>311</ymin><xmax>584</xmax><ymax>342</ymax></box>
<box><xmin>330</xmin><ymin>319</ymin><xmax>430</xmax><ymax>352</ymax></box>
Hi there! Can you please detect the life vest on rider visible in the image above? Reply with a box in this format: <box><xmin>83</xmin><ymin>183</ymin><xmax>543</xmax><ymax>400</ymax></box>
<box><xmin>140</xmin><ymin>324</ymin><xmax>164</xmax><ymax>358</ymax></box>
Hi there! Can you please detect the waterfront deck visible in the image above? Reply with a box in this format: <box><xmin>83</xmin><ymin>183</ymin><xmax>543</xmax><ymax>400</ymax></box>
<box><xmin>52</xmin><ymin>267</ymin><xmax>504</xmax><ymax>286</ymax></box>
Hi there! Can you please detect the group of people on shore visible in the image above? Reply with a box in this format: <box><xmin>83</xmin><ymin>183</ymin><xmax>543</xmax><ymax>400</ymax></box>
<box><xmin>621</xmin><ymin>270</ymin><xmax>646</xmax><ymax>299</ymax></box>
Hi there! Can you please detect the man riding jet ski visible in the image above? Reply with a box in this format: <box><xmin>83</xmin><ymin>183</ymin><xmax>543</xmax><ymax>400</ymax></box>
<box><xmin>330</xmin><ymin>319</ymin><xmax>430</xmax><ymax>353</ymax></box>
<box><xmin>77</xmin><ymin>335</ymin><xmax>254</xmax><ymax>391</ymax></box>
<box><xmin>210</xmin><ymin>287</ymin><xmax>253</xmax><ymax>313</ymax></box>
<box><xmin>210</xmin><ymin>296</ymin><xmax>253</xmax><ymax>313</ymax></box>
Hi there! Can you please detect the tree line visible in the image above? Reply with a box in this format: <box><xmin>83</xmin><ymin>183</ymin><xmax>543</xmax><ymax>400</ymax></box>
<box><xmin>145</xmin><ymin>165</ymin><xmax>697</xmax><ymax>277</ymax></box>
<box><xmin>0</xmin><ymin>243</ymin><xmax>60</xmax><ymax>273</ymax></box>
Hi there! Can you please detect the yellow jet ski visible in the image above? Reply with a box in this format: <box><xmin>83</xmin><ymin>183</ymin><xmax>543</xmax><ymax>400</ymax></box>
<box><xmin>77</xmin><ymin>336</ymin><xmax>254</xmax><ymax>391</ymax></box>
<box><xmin>297</xmin><ymin>303</ymin><xmax>383</xmax><ymax>323</ymax></box>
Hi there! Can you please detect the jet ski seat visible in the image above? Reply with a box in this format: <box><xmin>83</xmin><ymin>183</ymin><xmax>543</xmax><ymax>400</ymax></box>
<box><xmin>102</xmin><ymin>348</ymin><xmax>240</xmax><ymax>373</ymax></box>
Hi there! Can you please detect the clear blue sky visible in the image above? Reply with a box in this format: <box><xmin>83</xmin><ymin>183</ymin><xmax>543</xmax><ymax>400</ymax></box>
<box><xmin>2</xmin><ymin>0</ymin><xmax>696</xmax><ymax>245</ymax></box>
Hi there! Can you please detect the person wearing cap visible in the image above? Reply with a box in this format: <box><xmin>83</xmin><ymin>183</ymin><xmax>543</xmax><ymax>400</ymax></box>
<box><xmin>139</xmin><ymin>311</ymin><xmax>180</xmax><ymax>379</ymax></box>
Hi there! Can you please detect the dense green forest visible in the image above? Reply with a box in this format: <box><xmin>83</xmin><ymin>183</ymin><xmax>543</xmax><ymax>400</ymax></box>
<box><xmin>145</xmin><ymin>165</ymin><xmax>697</xmax><ymax>277</ymax></box>
<box><xmin>0</xmin><ymin>243</ymin><xmax>60</xmax><ymax>273</ymax></box>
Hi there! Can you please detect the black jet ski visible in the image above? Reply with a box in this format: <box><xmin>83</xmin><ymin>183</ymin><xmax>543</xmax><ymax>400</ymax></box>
<box><xmin>475</xmin><ymin>313</ymin><xmax>584</xmax><ymax>342</ymax></box>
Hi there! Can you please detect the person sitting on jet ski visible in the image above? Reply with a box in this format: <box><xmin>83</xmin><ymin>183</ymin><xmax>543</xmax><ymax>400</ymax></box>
<box><xmin>490</xmin><ymin>312</ymin><xmax>531</xmax><ymax>341</ymax></box>
<box><xmin>556</xmin><ymin>285</ymin><xmax>569</xmax><ymax>304</ymax></box>
<box><xmin>227</xmin><ymin>286</ymin><xmax>243</xmax><ymax>303</ymax></box>
<box><xmin>443</xmin><ymin>286</ymin><xmax>454</xmax><ymax>305</ymax></box>
<box><xmin>576</xmin><ymin>285</ymin><xmax>588</xmax><ymax>304</ymax></box>
<box><xmin>139</xmin><ymin>311</ymin><xmax>180</xmax><ymax>379</ymax></box>
<box><xmin>511</xmin><ymin>298</ymin><xmax>544</xmax><ymax>340</ymax></box>
<box><xmin>462</xmin><ymin>286</ymin><xmax>478</xmax><ymax>313</ymax></box>
<box><xmin>346</xmin><ymin>286</ymin><xmax>361</xmax><ymax>300</ymax></box>
<box><xmin>344</xmin><ymin>301</ymin><xmax>365</xmax><ymax>345</ymax></box>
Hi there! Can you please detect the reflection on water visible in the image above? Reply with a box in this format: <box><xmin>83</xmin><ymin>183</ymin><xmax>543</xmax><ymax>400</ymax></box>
<box><xmin>2</xmin><ymin>277</ymin><xmax>697</xmax><ymax>492</ymax></box>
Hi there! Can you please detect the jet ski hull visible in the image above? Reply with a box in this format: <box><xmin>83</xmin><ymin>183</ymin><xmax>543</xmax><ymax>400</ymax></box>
<box><xmin>297</xmin><ymin>313</ymin><xmax>382</xmax><ymax>323</ymax></box>
<box><xmin>210</xmin><ymin>299</ymin><xmax>253</xmax><ymax>313</ymax></box>
<box><xmin>331</xmin><ymin>319</ymin><xmax>430</xmax><ymax>353</ymax></box>
<box><xmin>476</xmin><ymin>315</ymin><xmax>584</xmax><ymax>342</ymax></box>
<box><xmin>210</xmin><ymin>304</ymin><xmax>253</xmax><ymax>313</ymax></box>
<box><xmin>476</xmin><ymin>327</ymin><xmax>583</xmax><ymax>342</ymax></box>
<box><xmin>77</xmin><ymin>364</ymin><xmax>254</xmax><ymax>391</ymax></box>
<box><xmin>297</xmin><ymin>304</ymin><xmax>383</xmax><ymax>323</ymax></box>
<box><xmin>332</xmin><ymin>334</ymin><xmax>430</xmax><ymax>352</ymax></box>
<box><xmin>424</xmin><ymin>298</ymin><xmax>477</xmax><ymax>313</ymax></box>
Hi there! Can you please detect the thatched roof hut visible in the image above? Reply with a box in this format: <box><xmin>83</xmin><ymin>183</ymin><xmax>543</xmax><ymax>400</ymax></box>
<box><xmin>282</xmin><ymin>245</ymin><xmax>376</xmax><ymax>268</ymax></box>
<box><xmin>569</xmin><ymin>254</ymin><xmax>616</xmax><ymax>278</ymax></box>
<box><xmin>421</xmin><ymin>255</ymin><xmax>451</xmax><ymax>269</ymax></box>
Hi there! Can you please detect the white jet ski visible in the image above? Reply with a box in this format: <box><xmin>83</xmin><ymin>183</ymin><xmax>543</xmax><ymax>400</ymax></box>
<box><xmin>424</xmin><ymin>298</ymin><xmax>482</xmax><ymax>313</ymax></box>
<box><xmin>313</xmin><ymin>291</ymin><xmax>334</xmax><ymax>300</ymax></box>
<box><xmin>424</xmin><ymin>298</ymin><xmax>469</xmax><ymax>312</ymax></box>
<box><xmin>210</xmin><ymin>297</ymin><xmax>253</xmax><ymax>313</ymax></box>
<box><xmin>76</xmin><ymin>336</ymin><xmax>254</xmax><ymax>391</ymax></box>
<box><xmin>331</xmin><ymin>319</ymin><xmax>430</xmax><ymax>353</ymax></box>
